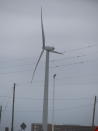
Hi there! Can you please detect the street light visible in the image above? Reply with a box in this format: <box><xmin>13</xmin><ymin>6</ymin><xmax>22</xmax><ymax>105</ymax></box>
<box><xmin>52</xmin><ymin>74</ymin><xmax>56</xmax><ymax>131</ymax></box>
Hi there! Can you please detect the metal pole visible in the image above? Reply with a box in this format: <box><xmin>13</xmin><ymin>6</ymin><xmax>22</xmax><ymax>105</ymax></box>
<box><xmin>11</xmin><ymin>83</ymin><xmax>16</xmax><ymax>131</ymax></box>
<box><xmin>92</xmin><ymin>96</ymin><xmax>97</xmax><ymax>129</ymax></box>
<box><xmin>52</xmin><ymin>74</ymin><xmax>56</xmax><ymax>131</ymax></box>
<box><xmin>42</xmin><ymin>51</ymin><xmax>49</xmax><ymax>131</ymax></box>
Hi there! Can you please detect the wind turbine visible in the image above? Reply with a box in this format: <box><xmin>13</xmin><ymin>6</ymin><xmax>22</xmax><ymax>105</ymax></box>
<box><xmin>31</xmin><ymin>8</ymin><xmax>62</xmax><ymax>131</ymax></box>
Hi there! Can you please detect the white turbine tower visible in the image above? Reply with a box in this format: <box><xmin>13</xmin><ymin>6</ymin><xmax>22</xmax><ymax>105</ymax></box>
<box><xmin>31</xmin><ymin>8</ymin><xmax>62</xmax><ymax>131</ymax></box>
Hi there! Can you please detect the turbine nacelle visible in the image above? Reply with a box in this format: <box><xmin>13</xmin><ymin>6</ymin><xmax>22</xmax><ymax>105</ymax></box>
<box><xmin>44</xmin><ymin>46</ymin><xmax>55</xmax><ymax>51</ymax></box>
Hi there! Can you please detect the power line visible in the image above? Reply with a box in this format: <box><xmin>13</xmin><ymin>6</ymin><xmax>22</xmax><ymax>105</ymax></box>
<box><xmin>50</xmin><ymin>54</ymin><xmax>86</xmax><ymax>62</ymax></box>
<box><xmin>0</xmin><ymin>50</ymin><xmax>95</xmax><ymax>70</ymax></box>
<box><xmin>0</xmin><ymin>63</ymin><xmax>33</xmax><ymax>69</ymax></box>
<box><xmin>0</xmin><ymin>56</ymin><xmax>97</xmax><ymax>75</ymax></box>
<box><xmin>4</xmin><ymin>100</ymin><xmax>10</xmax><ymax>111</ymax></box>
<box><xmin>49</xmin><ymin>73</ymin><xmax>98</xmax><ymax>83</ymax></box>
<box><xmin>50</xmin><ymin>58</ymin><xmax>97</xmax><ymax>69</ymax></box>
<box><xmin>0</xmin><ymin>95</ymin><xmax>93</xmax><ymax>101</ymax></box>
<box><xmin>62</xmin><ymin>43</ymin><xmax>98</xmax><ymax>54</ymax></box>
<box><xmin>2</xmin><ymin>104</ymin><xmax>93</xmax><ymax>113</ymax></box>
<box><xmin>0</xmin><ymin>58</ymin><xmax>33</xmax><ymax>63</ymax></box>
<box><xmin>51</xmin><ymin>60</ymin><xmax>86</xmax><ymax>69</ymax></box>
<box><xmin>0</xmin><ymin>69</ymin><xmax>32</xmax><ymax>75</ymax></box>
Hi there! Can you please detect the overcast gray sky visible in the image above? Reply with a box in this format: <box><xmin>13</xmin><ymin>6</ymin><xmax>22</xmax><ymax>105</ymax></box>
<box><xmin>0</xmin><ymin>0</ymin><xmax>98</xmax><ymax>131</ymax></box>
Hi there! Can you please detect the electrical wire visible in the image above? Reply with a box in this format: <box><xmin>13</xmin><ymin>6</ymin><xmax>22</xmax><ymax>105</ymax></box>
<box><xmin>2</xmin><ymin>104</ymin><xmax>93</xmax><ymax>113</ymax></box>
<box><xmin>0</xmin><ymin>63</ymin><xmax>33</xmax><ymax>69</ymax></box>
<box><xmin>51</xmin><ymin>60</ymin><xmax>86</xmax><ymax>69</ymax></box>
<box><xmin>0</xmin><ymin>55</ymin><xmax>97</xmax><ymax>76</ymax></box>
<box><xmin>0</xmin><ymin>95</ymin><xmax>93</xmax><ymax>101</ymax></box>
<box><xmin>50</xmin><ymin>54</ymin><xmax>86</xmax><ymax>62</ymax></box>
<box><xmin>0</xmin><ymin>69</ymin><xmax>32</xmax><ymax>75</ymax></box>
<box><xmin>50</xmin><ymin>58</ymin><xmax>97</xmax><ymax>69</ymax></box>
<box><xmin>62</xmin><ymin>43</ymin><xmax>98</xmax><ymax>54</ymax></box>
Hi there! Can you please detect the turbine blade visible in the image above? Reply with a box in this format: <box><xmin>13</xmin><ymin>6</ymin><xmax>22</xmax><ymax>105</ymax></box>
<box><xmin>51</xmin><ymin>50</ymin><xmax>63</xmax><ymax>55</ymax></box>
<box><xmin>31</xmin><ymin>50</ymin><xmax>44</xmax><ymax>82</ymax></box>
<box><xmin>41</xmin><ymin>8</ymin><xmax>45</xmax><ymax>49</ymax></box>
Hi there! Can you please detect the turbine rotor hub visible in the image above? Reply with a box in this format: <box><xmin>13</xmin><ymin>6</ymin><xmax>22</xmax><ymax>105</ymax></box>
<box><xmin>44</xmin><ymin>46</ymin><xmax>55</xmax><ymax>51</ymax></box>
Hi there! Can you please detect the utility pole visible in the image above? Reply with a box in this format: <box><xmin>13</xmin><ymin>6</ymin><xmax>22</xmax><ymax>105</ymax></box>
<box><xmin>52</xmin><ymin>74</ymin><xmax>56</xmax><ymax>131</ymax></box>
<box><xmin>0</xmin><ymin>105</ymin><xmax>2</xmax><ymax>123</ymax></box>
<box><xmin>92</xmin><ymin>96</ymin><xmax>97</xmax><ymax>128</ymax></box>
<box><xmin>11</xmin><ymin>83</ymin><xmax>16</xmax><ymax>131</ymax></box>
<box><xmin>0</xmin><ymin>105</ymin><xmax>2</xmax><ymax>130</ymax></box>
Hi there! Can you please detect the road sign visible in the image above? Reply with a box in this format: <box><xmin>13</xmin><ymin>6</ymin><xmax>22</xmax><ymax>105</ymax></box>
<box><xmin>20</xmin><ymin>123</ymin><xmax>27</xmax><ymax>130</ymax></box>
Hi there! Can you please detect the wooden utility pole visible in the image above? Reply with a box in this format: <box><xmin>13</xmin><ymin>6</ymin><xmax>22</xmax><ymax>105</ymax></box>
<box><xmin>92</xmin><ymin>96</ymin><xmax>97</xmax><ymax>128</ymax></box>
<box><xmin>0</xmin><ymin>105</ymin><xmax>2</xmax><ymax>123</ymax></box>
<box><xmin>11</xmin><ymin>83</ymin><xmax>16</xmax><ymax>131</ymax></box>
<box><xmin>0</xmin><ymin>105</ymin><xmax>2</xmax><ymax>130</ymax></box>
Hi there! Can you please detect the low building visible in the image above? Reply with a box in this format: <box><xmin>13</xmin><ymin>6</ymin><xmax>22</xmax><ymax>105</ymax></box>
<box><xmin>5</xmin><ymin>127</ymin><xmax>9</xmax><ymax>131</ymax></box>
<box><xmin>31</xmin><ymin>123</ymin><xmax>92</xmax><ymax>131</ymax></box>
